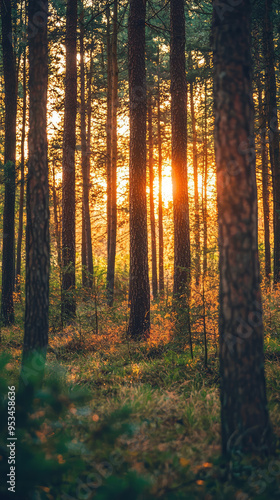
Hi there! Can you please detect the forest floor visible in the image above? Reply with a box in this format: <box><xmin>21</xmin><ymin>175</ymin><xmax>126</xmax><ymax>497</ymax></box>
<box><xmin>1</xmin><ymin>289</ymin><xmax>280</xmax><ymax>499</ymax></box>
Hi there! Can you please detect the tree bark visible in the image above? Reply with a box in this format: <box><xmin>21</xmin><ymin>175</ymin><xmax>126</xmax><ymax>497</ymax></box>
<box><xmin>107</xmin><ymin>0</ymin><xmax>118</xmax><ymax>306</ymax></box>
<box><xmin>15</xmin><ymin>45</ymin><xmax>26</xmax><ymax>293</ymax></box>
<box><xmin>190</xmin><ymin>78</ymin><xmax>200</xmax><ymax>286</ymax></box>
<box><xmin>128</xmin><ymin>0</ymin><xmax>150</xmax><ymax>339</ymax></box>
<box><xmin>106</xmin><ymin>3</ymin><xmax>113</xmax><ymax>300</ymax></box>
<box><xmin>262</xmin><ymin>0</ymin><xmax>280</xmax><ymax>284</ymax></box>
<box><xmin>157</xmin><ymin>47</ymin><xmax>164</xmax><ymax>294</ymax></box>
<box><xmin>170</xmin><ymin>0</ymin><xmax>191</xmax><ymax>298</ymax></box>
<box><xmin>212</xmin><ymin>0</ymin><xmax>273</xmax><ymax>455</ymax></box>
<box><xmin>21</xmin><ymin>0</ymin><xmax>49</xmax><ymax>381</ymax></box>
<box><xmin>148</xmin><ymin>97</ymin><xmax>158</xmax><ymax>299</ymax></box>
<box><xmin>80</xmin><ymin>8</ymin><xmax>93</xmax><ymax>288</ymax></box>
<box><xmin>62</xmin><ymin>0</ymin><xmax>77</xmax><ymax>322</ymax></box>
<box><xmin>0</xmin><ymin>0</ymin><xmax>17</xmax><ymax>325</ymax></box>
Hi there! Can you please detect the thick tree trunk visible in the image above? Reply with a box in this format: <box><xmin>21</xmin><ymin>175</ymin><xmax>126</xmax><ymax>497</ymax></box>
<box><xmin>262</xmin><ymin>0</ymin><xmax>280</xmax><ymax>284</ymax></box>
<box><xmin>80</xmin><ymin>8</ymin><xmax>93</xmax><ymax>288</ymax></box>
<box><xmin>62</xmin><ymin>0</ymin><xmax>77</xmax><ymax>322</ymax></box>
<box><xmin>15</xmin><ymin>45</ymin><xmax>26</xmax><ymax>293</ymax></box>
<box><xmin>21</xmin><ymin>0</ymin><xmax>49</xmax><ymax>381</ymax></box>
<box><xmin>170</xmin><ymin>0</ymin><xmax>191</xmax><ymax>298</ymax></box>
<box><xmin>1</xmin><ymin>0</ymin><xmax>17</xmax><ymax>325</ymax></box>
<box><xmin>190</xmin><ymin>79</ymin><xmax>200</xmax><ymax>286</ymax></box>
<box><xmin>128</xmin><ymin>0</ymin><xmax>150</xmax><ymax>339</ymax></box>
<box><xmin>212</xmin><ymin>0</ymin><xmax>273</xmax><ymax>455</ymax></box>
<box><xmin>107</xmin><ymin>0</ymin><xmax>118</xmax><ymax>306</ymax></box>
<box><xmin>157</xmin><ymin>48</ymin><xmax>164</xmax><ymax>294</ymax></box>
<box><xmin>148</xmin><ymin>98</ymin><xmax>158</xmax><ymax>299</ymax></box>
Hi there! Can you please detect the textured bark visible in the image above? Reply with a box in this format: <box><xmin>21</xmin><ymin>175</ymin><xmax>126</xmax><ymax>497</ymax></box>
<box><xmin>62</xmin><ymin>0</ymin><xmax>77</xmax><ymax>321</ymax></box>
<box><xmin>212</xmin><ymin>0</ymin><xmax>273</xmax><ymax>455</ymax></box>
<box><xmin>15</xmin><ymin>46</ymin><xmax>26</xmax><ymax>293</ymax></box>
<box><xmin>148</xmin><ymin>98</ymin><xmax>158</xmax><ymax>299</ymax></box>
<box><xmin>107</xmin><ymin>0</ymin><xmax>118</xmax><ymax>306</ymax></box>
<box><xmin>128</xmin><ymin>0</ymin><xmax>150</xmax><ymax>339</ymax></box>
<box><xmin>256</xmin><ymin>65</ymin><xmax>271</xmax><ymax>279</ymax></box>
<box><xmin>157</xmin><ymin>48</ymin><xmax>164</xmax><ymax>294</ymax></box>
<box><xmin>80</xmin><ymin>9</ymin><xmax>93</xmax><ymax>288</ymax></box>
<box><xmin>170</xmin><ymin>0</ymin><xmax>191</xmax><ymax>298</ymax></box>
<box><xmin>190</xmin><ymin>79</ymin><xmax>200</xmax><ymax>286</ymax></box>
<box><xmin>1</xmin><ymin>0</ymin><xmax>17</xmax><ymax>325</ymax></box>
<box><xmin>262</xmin><ymin>0</ymin><xmax>280</xmax><ymax>283</ymax></box>
<box><xmin>22</xmin><ymin>0</ymin><xmax>49</xmax><ymax>372</ymax></box>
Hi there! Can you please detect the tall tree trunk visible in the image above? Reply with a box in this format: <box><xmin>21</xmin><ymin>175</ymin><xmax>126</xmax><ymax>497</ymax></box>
<box><xmin>106</xmin><ymin>4</ymin><xmax>113</xmax><ymax>300</ymax></box>
<box><xmin>148</xmin><ymin>98</ymin><xmax>158</xmax><ymax>299</ymax></box>
<box><xmin>21</xmin><ymin>0</ymin><xmax>49</xmax><ymax>383</ymax></box>
<box><xmin>262</xmin><ymin>0</ymin><xmax>280</xmax><ymax>284</ymax></box>
<box><xmin>256</xmin><ymin>62</ymin><xmax>271</xmax><ymax>280</ymax></box>
<box><xmin>203</xmin><ymin>78</ymin><xmax>208</xmax><ymax>276</ymax></box>
<box><xmin>107</xmin><ymin>0</ymin><xmax>118</xmax><ymax>306</ymax></box>
<box><xmin>15</xmin><ymin>45</ymin><xmax>26</xmax><ymax>293</ymax></box>
<box><xmin>0</xmin><ymin>0</ymin><xmax>17</xmax><ymax>325</ymax></box>
<box><xmin>157</xmin><ymin>48</ymin><xmax>164</xmax><ymax>294</ymax></box>
<box><xmin>62</xmin><ymin>0</ymin><xmax>77</xmax><ymax>322</ymax></box>
<box><xmin>80</xmin><ymin>8</ymin><xmax>93</xmax><ymax>288</ymax></box>
<box><xmin>170</xmin><ymin>0</ymin><xmax>191</xmax><ymax>298</ymax></box>
<box><xmin>190</xmin><ymin>79</ymin><xmax>200</xmax><ymax>286</ymax></box>
<box><xmin>52</xmin><ymin>164</ymin><xmax>62</xmax><ymax>273</ymax></box>
<box><xmin>128</xmin><ymin>0</ymin><xmax>150</xmax><ymax>339</ymax></box>
<box><xmin>212</xmin><ymin>0</ymin><xmax>273</xmax><ymax>455</ymax></box>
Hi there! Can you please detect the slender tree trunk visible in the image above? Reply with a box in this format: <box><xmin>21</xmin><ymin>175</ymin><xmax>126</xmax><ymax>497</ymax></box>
<box><xmin>263</xmin><ymin>0</ymin><xmax>280</xmax><ymax>284</ymax></box>
<box><xmin>212</xmin><ymin>0</ymin><xmax>273</xmax><ymax>455</ymax></box>
<box><xmin>203</xmin><ymin>78</ymin><xmax>208</xmax><ymax>276</ymax></box>
<box><xmin>107</xmin><ymin>0</ymin><xmax>118</xmax><ymax>306</ymax></box>
<box><xmin>128</xmin><ymin>0</ymin><xmax>150</xmax><ymax>339</ymax></box>
<box><xmin>170</xmin><ymin>0</ymin><xmax>191</xmax><ymax>298</ymax></box>
<box><xmin>62</xmin><ymin>0</ymin><xmax>77</xmax><ymax>322</ymax></box>
<box><xmin>21</xmin><ymin>0</ymin><xmax>49</xmax><ymax>383</ymax></box>
<box><xmin>52</xmin><ymin>164</ymin><xmax>62</xmax><ymax>273</ymax></box>
<box><xmin>0</xmin><ymin>0</ymin><xmax>17</xmax><ymax>325</ymax></box>
<box><xmin>256</xmin><ymin>64</ymin><xmax>271</xmax><ymax>280</ymax></box>
<box><xmin>106</xmin><ymin>4</ymin><xmax>113</xmax><ymax>297</ymax></box>
<box><xmin>80</xmin><ymin>8</ymin><xmax>93</xmax><ymax>288</ymax></box>
<box><xmin>148</xmin><ymin>98</ymin><xmax>158</xmax><ymax>299</ymax></box>
<box><xmin>15</xmin><ymin>45</ymin><xmax>26</xmax><ymax>293</ymax></box>
<box><xmin>190</xmin><ymin>79</ymin><xmax>200</xmax><ymax>286</ymax></box>
<box><xmin>157</xmin><ymin>48</ymin><xmax>164</xmax><ymax>294</ymax></box>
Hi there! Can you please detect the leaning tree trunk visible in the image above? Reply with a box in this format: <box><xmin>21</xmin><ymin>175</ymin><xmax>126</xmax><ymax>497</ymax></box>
<box><xmin>262</xmin><ymin>0</ymin><xmax>280</xmax><ymax>284</ymax></box>
<box><xmin>21</xmin><ymin>0</ymin><xmax>49</xmax><ymax>384</ymax></box>
<box><xmin>170</xmin><ymin>0</ymin><xmax>191</xmax><ymax>298</ymax></box>
<box><xmin>212</xmin><ymin>0</ymin><xmax>273</xmax><ymax>456</ymax></box>
<box><xmin>127</xmin><ymin>0</ymin><xmax>150</xmax><ymax>339</ymax></box>
<box><xmin>0</xmin><ymin>0</ymin><xmax>17</xmax><ymax>325</ymax></box>
<box><xmin>62</xmin><ymin>0</ymin><xmax>77</xmax><ymax>322</ymax></box>
<box><xmin>148</xmin><ymin>98</ymin><xmax>158</xmax><ymax>300</ymax></box>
